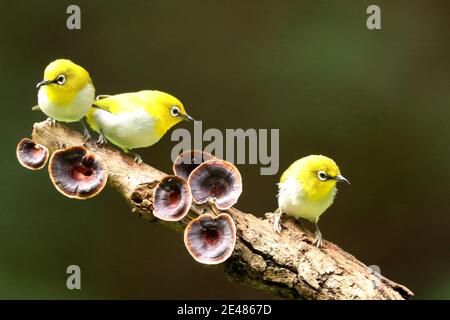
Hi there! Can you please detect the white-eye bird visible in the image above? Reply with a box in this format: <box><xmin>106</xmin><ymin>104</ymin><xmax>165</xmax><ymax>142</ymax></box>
<box><xmin>36</xmin><ymin>59</ymin><xmax>95</xmax><ymax>121</ymax></box>
<box><xmin>36</xmin><ymin>59</ymin><xmax>95</xmax><ymax>136</ymax></box>
<box><xmin>274</xmin><ymin>155</ymin><xmax>350</xmax><ymax>247</ymax></box>
<box><xmin>86</xmin><ymin>90</ymin><xmax>193</xmax><ymax>164</ymax></box>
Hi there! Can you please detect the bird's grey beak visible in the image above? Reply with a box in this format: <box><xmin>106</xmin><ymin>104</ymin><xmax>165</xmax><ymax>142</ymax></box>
<box><xmin>181</xmin><ymin>113</ymin><xmax>195</xmax><ymax>122</ymax></box>
<box><xmin>335</xmin><ymin>174</ymin><xmax>351</xmax><ymax>184</ymax></box>
<box><xmin>36</xmin><ymin>79</ymin><xmax>54</xmax><ymax>89</ymax></box>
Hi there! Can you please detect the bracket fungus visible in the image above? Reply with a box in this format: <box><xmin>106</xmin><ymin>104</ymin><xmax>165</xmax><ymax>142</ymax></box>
<box><xmin>48</xmin><ymin>146</ymin><xmax>108</xmax><ymax>199</ymax></box>
<box><xmin>184</xmin><ymin>213</ymin><xmax>236</xmax><ymax>265</ymax></box>
<box><xmin>153</xmin><ymin>175</ymin><xmax>192</xmax><ymax>221</ymax></box>
<box><xmin>188</xmin><ymin>159</ymin><xmax>242</xmax><ymax>210</ymax></box>
<box><xmin>172</xmin><ymin>150</ymin><xmax>215</xmax><ymax>180</ymax></box>
<box><xmin>16</xmin><ymin>138</ymin><xmax>49</xmax><ymax>170</ymax></box>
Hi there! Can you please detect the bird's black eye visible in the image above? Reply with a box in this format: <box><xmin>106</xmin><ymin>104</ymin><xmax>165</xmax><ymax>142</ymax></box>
<box><xmin>317</xmin><ymin>171</ymin><xmax>328</xmax><ymax>181</ymax></box>
<box><xmin>55</xmin><ymin>75</ymin><xmax>65</xmax><ymax>85</ymax></box>
<box><xmin>170</xmin><ymin>106</ymin><xmax>180</xmax><ymax>117</ymax></box>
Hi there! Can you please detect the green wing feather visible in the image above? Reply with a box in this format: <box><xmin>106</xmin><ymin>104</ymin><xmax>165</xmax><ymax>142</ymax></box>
<box><xmin>92</xmin><ymin>92</ymin><xmax>152</xmax><ymax>114</ymax></box>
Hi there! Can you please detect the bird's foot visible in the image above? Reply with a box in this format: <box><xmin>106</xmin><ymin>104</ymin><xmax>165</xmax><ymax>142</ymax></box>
<box><xmin>80</xmin><ymin>119</ymin><xmax>92</xmax><ymax>141</ymax></box>
<box><xmin>46</xmin><ymin>118</ymin><xmax>56</xmax><ymax>126</ymax></box>
<box><xmin>312</xmin><ymin>230</ymin><xmax>323</xmax><ymax>248</ymax></box>
<box><xmin>273</xmin><ymin>208</ymin><xmax>283</xmax><ymax>233</ymax></box>
<box><xmin>82</xmin><ymin>127</ymin><xmax>92</xmax><ymax>141</ymax></box>
<box><xmin>96</xmin><ymin>133</ymin><xmax>107</xmax><ymax>146</ymax></box>
<box><xmin>132</xmin><ymin>153</ymin><xmax>143</xmax><ymax>165</ymax></box>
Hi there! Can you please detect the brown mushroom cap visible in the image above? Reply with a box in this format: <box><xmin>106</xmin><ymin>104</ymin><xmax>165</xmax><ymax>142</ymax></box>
<box><xmin>16</xmin><ymin>138</ymin><xmax>49</xmax><ymax>170</ymax></box>
<box><xmin>184</xmin><ymin>213</ymin><xmax>236</xmax><ymax>264</ymax></box>
<box><xmin>48</xmin><ymin>146</ymin><xmax>108</xmax><ymax>199</ymax></box>
<box><xmin>153</xmin><ymin>175</ymin><xmax>192</xmax><ymax>221</ymax></box>
<box><xmin>172</xmin><ymin>150</ymin><xmax>215</xmax><ymax>180</ymax></box>
<box><xmin>188</xmin><ymin>159</ymin><xmax>242</xmax><ymax>210</ymax></box>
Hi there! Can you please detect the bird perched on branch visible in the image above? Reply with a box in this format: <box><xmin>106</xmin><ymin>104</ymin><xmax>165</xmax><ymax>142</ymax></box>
<box><xmin>274</xmin><ymin>155</ymin><xmax>350</xmax><ymax>247</ymax></box>
<box><xmin>36</xmin><ymin>59</ymin><xmax>95</xmax><ymax>137</ymax></box>
<box><xmin>86</xmin><ymin>90</ymin><xmax>194</xmax><ymax>164</ymax></box>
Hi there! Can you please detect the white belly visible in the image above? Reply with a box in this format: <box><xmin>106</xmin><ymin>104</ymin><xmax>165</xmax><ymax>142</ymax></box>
<box><xmin>90</xmin><ymin>108</ymin><xmax>160</xmax><ymax>150</ymax></box>
<box><xmin>38</xmin><ymin>84</ymin><xmax>95</xmax><ymax>122</ymax></box>
<box><xmin>278</xmin><ymin>176</ymin><xmax>335</xmax><ymax>223</ymax></box>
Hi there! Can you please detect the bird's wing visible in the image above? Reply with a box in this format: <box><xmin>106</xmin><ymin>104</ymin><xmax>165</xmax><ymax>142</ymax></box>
<box><xmin>92</xmin><ymin>91</ymin><xmax>151</xmax><ymax>114</ymax></box>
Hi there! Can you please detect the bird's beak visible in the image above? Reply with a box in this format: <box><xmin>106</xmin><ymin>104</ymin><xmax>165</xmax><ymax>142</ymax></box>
<box><xmin>36</xmin><ymin>79</ymin><xmax>54</xmax><ymax>89</ymax></box>
<box><xmin>335</xmin><ymin>174</ymin><xmax>351</xmax><ymax>184</ymax></box>
<box><xmin>181</xmin><ymin>113</ymin><xmax>195</xmax><ymax>122</ymax></box>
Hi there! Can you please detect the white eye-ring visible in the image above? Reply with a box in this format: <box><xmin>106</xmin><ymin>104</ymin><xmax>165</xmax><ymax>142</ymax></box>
<box><xmin>317</xmin><ymin>171</ymin><xmax>328</xmax><ymax>181</ymax></box>
<box><xmin>56</xmin><ymin>74</ymin><xmax>65</xmax><ymax>85</ymax></box>
<box><xmin>170</xmin><ymin>106</ymin><xmax>180</xmax><ymax>117</ymax></box>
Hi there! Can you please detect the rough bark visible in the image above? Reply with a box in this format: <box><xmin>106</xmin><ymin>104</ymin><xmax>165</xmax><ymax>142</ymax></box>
<box><xmin>29</xmin><ymin>120</ymin><xmax>414</xmax><ymax>300</ymax></box>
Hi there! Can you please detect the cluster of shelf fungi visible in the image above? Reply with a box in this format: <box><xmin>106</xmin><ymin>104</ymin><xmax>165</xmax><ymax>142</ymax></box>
<box><xmin>17</xmin><ymin>139</ymin><xmax>241</xmax><ymax>265</ymax></box>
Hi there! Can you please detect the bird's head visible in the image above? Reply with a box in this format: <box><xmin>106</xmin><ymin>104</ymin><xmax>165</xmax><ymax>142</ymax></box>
<box><xmin>37</xmin><ymin>59</ymin><xmax>93</xmax><ymax>105</ymax></box>
<box><xmin>152</xmin><ymin>91</ymin><xmax>194</xmax><ymax>130</ymax></box>
<box><xmin>281</xmin><ymin>155</ymin><xmax>350</xmax><ymax>200</ymax></box>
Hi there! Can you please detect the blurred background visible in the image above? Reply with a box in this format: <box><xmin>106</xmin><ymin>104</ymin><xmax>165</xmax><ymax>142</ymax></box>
<box><xmin>0</xmin><ymin>0</ymin><xmax>448</xmax><ymax>299</ymax></box>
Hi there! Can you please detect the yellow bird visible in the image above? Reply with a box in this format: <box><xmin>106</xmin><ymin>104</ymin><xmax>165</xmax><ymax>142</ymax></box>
<box><xmin>36</xmin><ymin>59</ymin><xmax>95</xmax><ymax>137</ymax></box>
<box><xmin>274</xmin><ymin>155</ymin><xmax>350</xmax><ymax>247</ymax></box>
<box><xmin>86</xmin><ymin>90</ymin><xmax>194</xmax><ymax>164</ymax></box>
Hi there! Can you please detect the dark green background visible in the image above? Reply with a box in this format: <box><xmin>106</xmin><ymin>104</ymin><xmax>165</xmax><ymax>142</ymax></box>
<box><xmin>0</xmin><ymin>0</ymin><xmax>448</xmax><ymax>299</ymax></box>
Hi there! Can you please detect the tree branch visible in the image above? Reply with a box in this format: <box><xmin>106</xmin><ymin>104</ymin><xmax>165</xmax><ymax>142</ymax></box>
<box><xmin>30</xmin><ymin>121</ymin><xmax>413</xmax><ymax>300</ymax></box>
